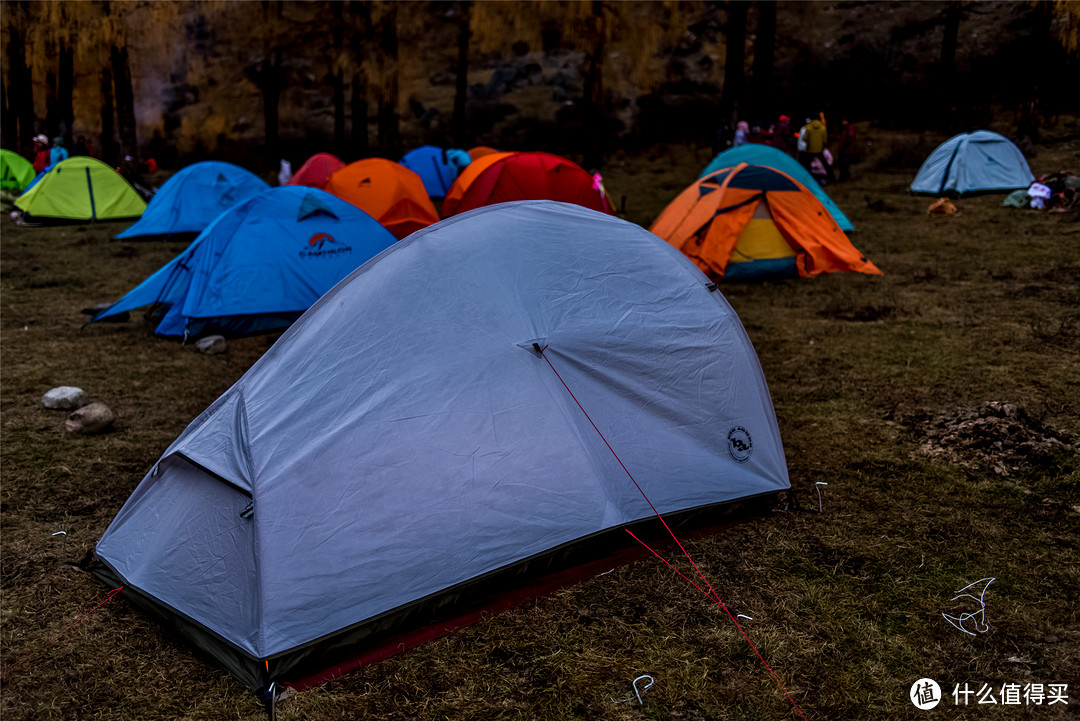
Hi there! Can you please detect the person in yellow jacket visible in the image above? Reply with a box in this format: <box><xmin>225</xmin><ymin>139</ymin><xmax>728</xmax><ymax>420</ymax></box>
<box><xmin>799</xmin><ymin>115</ymin><xmax>835</xmax><ymax>184</ymax></box>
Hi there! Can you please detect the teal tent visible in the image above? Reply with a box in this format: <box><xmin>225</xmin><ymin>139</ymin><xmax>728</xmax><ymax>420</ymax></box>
<box><xmin>700</xmin><ymin>144</ymin><xmax>854</xmax><ymax>232</ymax></box>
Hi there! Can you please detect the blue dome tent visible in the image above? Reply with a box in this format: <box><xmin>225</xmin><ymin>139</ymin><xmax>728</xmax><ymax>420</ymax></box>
<box><xmin>910</xmin><ymin>130</ymin><xmax>1033</xmax><ymax>196</ymax></box>
<box><xmin>399</xmin><ymin>145</ymin><xmax>471</xmax><ymax>198</ymax></box>
<box><xmin>115</xmin><ymin>161</ymin><xmax>270</xmax><ymax>241</ymax></box>
<box><xmin>94</xmin><ymin>186</ymin><xmax>397</xmax><ymax>338</ymax></box>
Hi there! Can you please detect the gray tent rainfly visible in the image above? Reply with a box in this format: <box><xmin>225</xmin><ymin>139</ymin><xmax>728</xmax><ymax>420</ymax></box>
<box><xmin>909</xmin><ymin>130</ymin><xmax>1034</xmax><ymax>197</ymax></box>
<box><xmin>91</xmin><ymin>200</ymin><xmax>790</xmax><ymax>695</ymax></box>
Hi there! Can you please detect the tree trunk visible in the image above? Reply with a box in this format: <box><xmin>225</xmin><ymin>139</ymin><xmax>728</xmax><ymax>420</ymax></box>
<box><xmin>1018</xmin><ymin>1</ymin><xmax>1053</xmax><ymax>142</ymax></box>
<box><xmin>375</xmin><ymin>3</ymin><xmax>401</xmax><ymax>158</ymax></box>
<box><xmin>719</xmin><ymin>1</ymin><xmax>748</xmax><ymax>130</ymax></box>
<box><xmin>938</xmin><ymin>1</ymin><xmax>961</xmax><ymax>102</ymax></box>
<box><xmin>452</xmin><ymin>0</ymin><xmax>471</xmax><ymax>147</ymax></box>
<box><xmin>348</xmin><ymin>0</ymin><xmax>371</xmax><ymax>157</ymax></box>
<box><xmin>4</xmin><ymin>25</ymin><xmax>34</xmax><ymax>149</ymax></box>
<box><xmin>351</xmin><ymin>73</ymin><xmax>369</xmax><ymax>156</ymax></box>
<box><xmin>752</xmin><ymin>0</ymin><xmax>776</xmax><ymax>121</ymax></box>
<box><xmin>100</xmin><ymin>64</ymin><xmax>118</xmax><ymax>164</ymax></box>
<box><xmin>581</xmin><ymin>0</ymin><xmax>605</xmax><ymax>170</ymax></box>
<box><xmin>333</xmin><ymin>70</ymin><xmax>346</xmax><ymax>152</ymax></box>
<box><xmin>57</xmin><ymin>42</ymin><xmax>75</xmax><ymax>144</ymax></box>
<box><xmin>332</xmin><ymin>1</ymin><xmax>346</xmax><ymax>153</ymax></box>
<box><xmin>110</xmin><ymin>45</ymin><xmax>138</xmax><ymax>159</ymax></box>
<box><xmin>264</xmin><ymin>50</ymin><xmax>283</xmax><ymax>163</ymax></box>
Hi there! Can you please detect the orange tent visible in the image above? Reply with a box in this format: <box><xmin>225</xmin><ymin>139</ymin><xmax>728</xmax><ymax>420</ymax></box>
<box><xmin>286</xmin><ymin>153</ymin><xmax>345</xmax><ymax>190</ymax></box>
<box><xmin>442</xmin><ymin>151</ymin><xmax>614</xmax><ymax>217</ymax></box>
<box><xmin>325</xmin><ymin>158</ymin><xmax>439</xmax><ymax>239</ymax></box>
<box><xmin>650</xmin><ymin>163</ymin><xmax>881</xmax><ymax>280</ymax></box>
<box><xmin>467</xmin><ymin>146</ymin><xmax>500</xmax><ymax>161</ymax></box>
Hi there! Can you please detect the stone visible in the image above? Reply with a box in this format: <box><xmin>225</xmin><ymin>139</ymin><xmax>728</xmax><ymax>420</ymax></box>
<box><xmin>42</xmin><ymin>386</ymin><xmax>88</xmax><ymax>410</ymax></box>
<box><xmin>64</xmin><ymin>402</ymin><xmax>116</xmax><ymax>434</ymax></box>
<box><xmin>195</xmin><ymin>335</ymin><xmax>227</xmax><ymax>355</ymax></box>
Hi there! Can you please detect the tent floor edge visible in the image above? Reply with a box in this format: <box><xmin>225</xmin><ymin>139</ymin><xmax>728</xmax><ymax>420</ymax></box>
<box><xmin>86</xmin><ymin>555</ymin><xmax>268</xmax><ymax>692</ymax></box>
<box><xmin>88</xmin><ymin>491</ymin><xmax>783</xmax><ymax>696</ymax></box>
<box><xmin>278</xmin><ymin>490</ymin><xmax>785</xmax><ymax>693</ymax></box>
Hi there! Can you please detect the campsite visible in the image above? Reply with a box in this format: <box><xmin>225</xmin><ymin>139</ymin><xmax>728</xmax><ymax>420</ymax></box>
<box><xmin>2</xmin><ymin>1</ymin><xmax>1080</xmax><ymax>720</ymax></box>
<box><xmin>1</xmin><ymin>127</ymin><xmax>1077</xmax><ymax>720</ymax></box>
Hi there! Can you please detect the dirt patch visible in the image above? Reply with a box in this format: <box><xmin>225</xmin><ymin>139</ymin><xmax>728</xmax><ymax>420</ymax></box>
<box><xmin>915</xmin><ymin>401</ymin><xmax>1079</xmax><ymax>476</ymax></box>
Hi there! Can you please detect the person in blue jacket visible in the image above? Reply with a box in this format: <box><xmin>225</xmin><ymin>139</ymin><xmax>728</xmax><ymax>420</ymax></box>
<box><xmin>49</xmin><ymin>137</ymin><xmax>69</xmax><ymax>166</ymax></box>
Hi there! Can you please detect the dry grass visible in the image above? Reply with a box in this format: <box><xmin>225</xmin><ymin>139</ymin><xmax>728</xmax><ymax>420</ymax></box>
<box><xmin>2</xmin><ymin>133</ymin><xmax>1079</xmax><ymax>720</ymax></box>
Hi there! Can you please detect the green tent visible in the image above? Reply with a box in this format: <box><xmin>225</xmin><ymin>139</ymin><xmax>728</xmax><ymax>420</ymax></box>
<box><xmin>0</xmin><ymin>149</ymin><xmax>35</xmax><ymax>192</ymax></box>
<box><xmin>14</xmin><ymin>156</ymin><xmax>146</xmax><ymax>221</ymax></box>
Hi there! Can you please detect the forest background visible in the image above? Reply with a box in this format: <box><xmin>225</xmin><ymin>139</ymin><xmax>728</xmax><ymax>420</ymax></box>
<box><xmin>3</xmin><ymin>0</ymin><xmax>1079</xmax><ymax>175</ymax></box>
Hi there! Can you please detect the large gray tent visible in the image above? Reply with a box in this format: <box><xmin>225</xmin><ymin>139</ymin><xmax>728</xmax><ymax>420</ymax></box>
<box><xmin>92</xmin><ymin>201</ymin><xmax>790</xmax><ymax>693</ymax></box>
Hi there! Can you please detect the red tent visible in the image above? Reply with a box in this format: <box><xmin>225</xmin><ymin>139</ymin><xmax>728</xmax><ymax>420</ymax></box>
<box><xmin>286</xmin><ymin>153</ymin><xmax>345</xmax><ymax>191</ymax></box>
<box><xmin>442</xmin><ymin>151</ymin><xmax>614</xmax><ymax>217</ymax></box>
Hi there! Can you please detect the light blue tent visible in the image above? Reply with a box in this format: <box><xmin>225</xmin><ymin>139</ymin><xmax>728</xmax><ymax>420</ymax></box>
<box><xmin>399</xmin><ymin>145</ymin><xmax>471</xmax><ymax>198</ymax></box>
<box><xmin>94</xmin><ymin>186</ymin><xmax>397</xmax><ymax>338</ymax></box>
<box><xmin>115</xmin><ymin>161</ymin><xmax>270</xmax><ymax>240</ymax></box>
<box><xmin>700</xmin><ymin>144</ymin><xmax>854</xmax><ymax>232</ymax></box>
<box><xmin>910</xmin><ymin>130</ymin><xmax>1033</xmax><ymax>196</ymax></box>
<box><xmin>90</xmin><ymin>200</ymin><xmax>790</xmax><ymax>693</ymax></box>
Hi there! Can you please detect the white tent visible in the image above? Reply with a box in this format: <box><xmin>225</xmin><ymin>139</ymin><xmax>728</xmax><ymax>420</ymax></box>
<box><xmin>92</xmin><ymin>201</ymin><xmax>790</xmax><ymax>693</ymax></box>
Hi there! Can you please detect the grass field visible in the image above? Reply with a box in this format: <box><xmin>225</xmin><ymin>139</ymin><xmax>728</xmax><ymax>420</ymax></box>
<box><xmin>1</xmin><ymin>131</ymin><xmax>1078</xmax><ymax>720</ymax></box>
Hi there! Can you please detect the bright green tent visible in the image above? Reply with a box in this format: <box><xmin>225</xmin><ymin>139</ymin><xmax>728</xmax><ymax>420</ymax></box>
<box><xmin>15</xmin><ymin>156</ymin><xmax>146</xmax><ymax>221</ymax></box>
<box><xmin>1</xmin><ymin>149</ymin><xmax>35</xmax><ymax>192</ymax></box>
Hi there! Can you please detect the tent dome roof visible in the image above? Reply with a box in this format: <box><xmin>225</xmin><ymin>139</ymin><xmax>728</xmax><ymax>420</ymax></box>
<box><xmin>93</xmin><ymin>200</ymin><xmax>789</xmax><ymax>691</ymax></box>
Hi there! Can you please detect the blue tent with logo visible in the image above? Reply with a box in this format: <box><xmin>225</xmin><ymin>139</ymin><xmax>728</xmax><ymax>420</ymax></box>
<box><xmin>399</xmin><ymin>145</ymin><xmax>471</xmax><ymax>198</ymax></box>
<box><xmin>700</xmin><ymin>144</ymin><xmax>854</xmax><ymax>232</ymax></box>
<box><xmin>115</xmin><ymin>161</ymin><xmax>270</xmax><ymax>241</ymax></box>
<box><xmin>90</xmin><ymin>200</ymin><xmax>790</xmax><ymax>694</ymax></box>
<box><xmin>94</xmin><ymin>186</ymin><xmax>397</xmax><ymax>338</ymax></box>
<box><xmin>910</xmin><ymin>130</ymin><xmax>1033</xmax><ymax>196</ymax></box>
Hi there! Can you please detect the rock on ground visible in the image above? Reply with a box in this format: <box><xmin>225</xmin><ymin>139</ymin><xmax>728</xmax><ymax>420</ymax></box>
<box><xmin>64</xmin><ymin>402</ymin><xmax>116</xmax><ymax>434</ymax></box>
<box><xmin>195</xmin><ymin>335</ymin><xmax>227</xmax><ymax>355</ymax></box>
<box><xmin>42</xmin><ymin>386</ymin><xmax>88</xmax><ymax>410</ymax></box>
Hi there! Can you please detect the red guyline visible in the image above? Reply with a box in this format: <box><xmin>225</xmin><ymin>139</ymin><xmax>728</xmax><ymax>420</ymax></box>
<box><xmin>1</xmin><ymin>586</ymin><xmax>124</xmax><ymax>680</ymax></box>
<box><xmin>625</xmin><ymin>529</ymin><xmax>807</xmax><ymax>719</ymax></box>
<box><xmin>538</xmin><ymin>347</ymin><xmax>807</xmax><ymax>720</ymax></box>
<box><xmin>48</xmin><ymin>586</ymin><xmax>125</xmax><ymax>644</ymax></box>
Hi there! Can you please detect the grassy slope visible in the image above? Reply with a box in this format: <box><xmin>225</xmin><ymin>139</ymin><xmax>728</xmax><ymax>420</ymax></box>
<box><xmin>1</xmin><ymin>135</ymin><xmax>1077</xmax><ymax>720</ymax></box>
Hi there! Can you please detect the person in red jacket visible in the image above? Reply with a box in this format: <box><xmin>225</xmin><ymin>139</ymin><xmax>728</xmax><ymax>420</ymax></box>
<box><xmin>31</xmin><ymin>135</ymin><xmax>50</xmax><ymax>173</ymax></box>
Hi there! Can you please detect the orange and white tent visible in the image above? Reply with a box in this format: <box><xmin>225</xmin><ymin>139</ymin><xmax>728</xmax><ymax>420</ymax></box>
<box><xmin>650</xmin><ymin>163</ymin><xmax>880</xmax><ymax>280</ymax></box>
<box><xmin>325</xmin><ymin>158</ymin><xmax>439</xmax><ymax>239</ymax></box>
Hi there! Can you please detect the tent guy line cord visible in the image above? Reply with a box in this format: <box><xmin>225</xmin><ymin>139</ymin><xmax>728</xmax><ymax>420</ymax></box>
<box><xmin>626</xmin><ymin>530</ymin><xmax>806</xmax><ymax>720</ymax></box>
<box><xmin>0</xmin><ymin>586</ymin><xmax>124</xmax><ymax>681</ymax></box>
<box><xmin>536</xmin><ymin>345</ymin><xmax>807</xmax><ymax>721</ymax></box>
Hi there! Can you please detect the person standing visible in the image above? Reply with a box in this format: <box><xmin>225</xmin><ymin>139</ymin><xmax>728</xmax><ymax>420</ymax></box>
<box><xmin>772</xmin><ymin>115</ymin><xmax>793</xmax><ymax>155</ymax></box>
<box><xmin>733</xmin><ymin>120</ymin><xmax>750</xmax><ymax>147</ymax></box>
<box><xmin>32</xmin><ymin>135</ymin><xmax>50</xmax><ymax>173</ymax></box>
<box><xmin>49</xmin><ymin>136</ymin><xmax>69</xmax><ymax>167</ymax></box>
<box><xmin>799</xmin><ymin>115</ymin><xmax>834</xmax><ymax>184</ymax></box>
